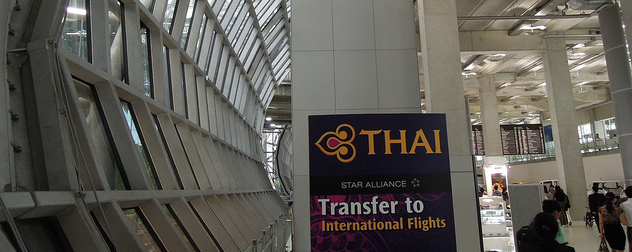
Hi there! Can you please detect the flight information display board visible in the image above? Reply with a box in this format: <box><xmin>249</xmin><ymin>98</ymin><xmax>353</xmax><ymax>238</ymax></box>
<box><xmin>472</xmin><ymin>125</ymin><xmax>485</xmax><ymax>156</ymax></box>
<box><xmin>472</xmin><ymin>124</ymin><xmax>545</xmax><ymax>155</ymax></box>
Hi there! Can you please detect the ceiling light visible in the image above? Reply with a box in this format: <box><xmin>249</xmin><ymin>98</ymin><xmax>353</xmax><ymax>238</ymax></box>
<box><xmin>266</xmin><ymin>117</ymin><xmax>272</xmax><ymax>121</ymax></box>
<box><xmin>462</xmin><ymin>72</ymin><xmax>477</xmax><ymax>76</ymax></box>
<box><xmin>520</xmin><ymin>25</ymin><xmax>547</xmax><ymax>30</ymax></box>
<box><xmin>492</xmin><ymin>53</ymin><xmax>507</xmax><ymax>57</ymax></box>
<box><xmin>67</xmin><ymin>7</ymin><xmax>87</xmax><ymax>15</ymax></box>
<box><xmin>572</xmin><ymin>64</ymin><xmax>586</xmax><ymax>71</ymax></box>
<box><xmin>578</xmin><ymin>86</ymin><xmax>588</xmax><ymax>93</ymax></box>
<box><xmin>573</xmin><ymin>43</ymin><xmax>586</xmax><ymax>49</ymax></box>
<box><xmin>574</xmin><ymin>81</ymin><xmax>589</xmax><ymax>86</ymax></box>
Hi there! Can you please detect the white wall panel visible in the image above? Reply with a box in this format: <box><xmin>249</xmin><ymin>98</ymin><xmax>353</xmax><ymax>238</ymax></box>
<box><xmin>373</xmin><ymin>0</ymin><xmax>417</xmax><ymax>50</ymax></box>
<box><xmin>333</xmin><ymin>50</ymin><xmax>379</xmax><ymax>110</ymax></box>
<box><xmin>291</xmin><ymin>52</ymin><xmax>335</xmax><ymax>111</ymax></box>
<box><xmin>375</xmin><ymin>49</ymin><xmax>420</xmax><ymax>109</ymax></box>
<box><xmin>332</xmin><ymin>0</ymin><xmax>375</xmax><ymax>50</ymax></box>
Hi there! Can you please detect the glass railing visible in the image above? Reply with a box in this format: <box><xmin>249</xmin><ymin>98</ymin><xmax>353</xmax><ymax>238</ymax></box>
<box><xmin>474</xmin><ymin>140</ymin><xmax>620</xmax><ymax>167</ymax></box>
<box><xmin>580</xmin><ymin>138</ymin><xmax>619</xmax><ymax>153</ymax></box>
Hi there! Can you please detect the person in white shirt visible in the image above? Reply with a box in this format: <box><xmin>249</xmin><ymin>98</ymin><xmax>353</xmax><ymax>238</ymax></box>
<box><xmin>619</xmin><ymin>186</ymin><xmax>632</xmax><ymax>252</ymax></box>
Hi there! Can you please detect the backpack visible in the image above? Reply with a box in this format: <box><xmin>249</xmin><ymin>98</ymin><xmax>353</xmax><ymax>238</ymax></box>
<box><xmin>516</xmin><ymin>225</ymin><xmax>576</xmax><ymax>252</ymax></box>
<box><xmin>515</xmin><ymin>226</ymin><xmax>540</xmax><ymax>252</ymax></box>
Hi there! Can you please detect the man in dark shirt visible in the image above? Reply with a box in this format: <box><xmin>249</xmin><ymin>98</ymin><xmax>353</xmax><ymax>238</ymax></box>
<box><xmin>588</xmin><ymin>184</ymin><xmax>606</xmax><ymax>230</ymax></box>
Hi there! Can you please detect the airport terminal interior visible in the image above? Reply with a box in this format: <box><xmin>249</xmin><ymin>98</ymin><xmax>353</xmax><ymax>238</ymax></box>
<box><xmin>1</xmin><ymin>0</ymin><xmax>632</xmax><ymax>251</ymax></box>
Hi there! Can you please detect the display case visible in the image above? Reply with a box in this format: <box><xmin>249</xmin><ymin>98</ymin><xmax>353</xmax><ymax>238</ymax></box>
<box><xmin>480</xmin><ymin>196</ymin><xmax>510</xmax><ymax>237</ymax></box>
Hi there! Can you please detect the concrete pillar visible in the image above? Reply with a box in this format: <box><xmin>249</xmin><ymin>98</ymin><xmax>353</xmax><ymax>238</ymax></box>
<box><xmin>542</xmin><ymin>37</ymin><xmax>588</xmax><ymax>221</ymax></box>
<box><xmin>0</xmin><ymin>0</ymin><xmax>12</xmax><ymax>190</ymax></box>
<box><xmin>619</xmin><ymin>1</ymin><xmax>632</xmax><ymax>61</ymax></box>
<box><xmin>291</xmin><ymin>0</ymin><xmax>420</xmax><ymax>250</ymax></box>
<box><xmin>598</xmin><ymin>5</ymin><xmax>632</xmax><ymax>186</ymax></box>
<box><xmin>479</xmin><ymin>75</ymin><xmax>506</xmax><ymax>196</ymax></box>
<box><xmin>479</xmin><ymin>75</ymin><xmax>503</xmax><ymax>156</ymax></box>
<box><xmin>418</xmin><ymin>0</ymin><xmax>482</xmax><ymax>251</ymax></box>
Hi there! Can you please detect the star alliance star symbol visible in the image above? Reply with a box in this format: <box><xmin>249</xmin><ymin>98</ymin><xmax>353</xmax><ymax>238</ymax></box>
<box><xmin>411</xmin><ymin>178</ymin><xmax>420</xmax><ymax>187</ymax></box>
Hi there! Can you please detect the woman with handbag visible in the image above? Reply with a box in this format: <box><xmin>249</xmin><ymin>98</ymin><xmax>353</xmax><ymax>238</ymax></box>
<box><xmin>599</xmin><ymin>192</ymin><xmax>628</xmax><ymax>252</ymax></box>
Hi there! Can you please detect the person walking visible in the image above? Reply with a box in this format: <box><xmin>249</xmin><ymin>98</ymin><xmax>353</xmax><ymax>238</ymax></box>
<box><xmin>619</xmin><ymin>186</ymin><xmax>632</xmax><ymax>252</ymax></box>
<box><xmin>553</xmin><ymin>185</ymin><xmax>571</xmax><ymax>226</ymax></box>
<box><xmin>599</xmin><ymin>192</ymin><xmax>628</xmax><ymax>252</ymax></box>
<box><xmin>589</xmin><ymin>184</ymin><xmax>606</xmax><ymax>231</ymax></box>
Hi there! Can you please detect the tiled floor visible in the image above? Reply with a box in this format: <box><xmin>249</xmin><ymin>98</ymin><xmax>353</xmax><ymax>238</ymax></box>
<box><xmin>483</xmin><ymin>222</ymin><xmax>607</xmax><ymax>252</ymax></box>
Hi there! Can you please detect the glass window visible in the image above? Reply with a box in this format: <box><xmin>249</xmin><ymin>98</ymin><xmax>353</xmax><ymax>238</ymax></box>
<box><xmin>204</xmin><ymin>31</ymin><xmax>219</xmax><ymax>75</ymax></box>
<box><xmin>172</xmin><ymin>126</ymin><xmax>201</xmax><ymax>189</ymax></box>
<box><xmin>235</xmin><ymin>18</ymin><xmax>253</xmax><ymax>57</ymax></box>
<box><xmin>0</xmin><ymin>224</ymin><xmax>16</xmax><ymax>249</ymax></box>
<box><xmin>62</xmin><ymin>0</ymin><xmax>90</xmax><ymax>62</ymax></box>
<box><xmin>226</xmin><ymin>1</ymin><xmax>246</xmax><ymax>41</ymax></box>
<box><xmin>180</xmin><ymin>0</ymin><xmax>196</xmax><ymax>48</ymax></box>
<box><xmin>577</xmin><ymin>123</ymin><xmax>593</xmax><ymax>144</ymax></box>
<box><xmin>15</xmin><ymin>217</ymin><xmax>72</xmax><ymax>251</ymax></box>
<box><xmin>120</xmin><ymin>101</ymin><xmax>160</xmax><ymax>189</ymax></box>
<box><xmin>259</xmin><ymin>2</ymin><xmax>278</xmax><ymax>29</ymax></box>
<box><xmin>109</xmin><ymin>0</ymin><xmax>127</xmax><ymax>82</ymax></box>
<box><xmin>152</xmin><ymin>114</ymin><xmax>184</xmax><ymax>189</ymax></box>
<box><xmin>217</xmin><ymin>0</ymin><xmax>233</xmax><ymax>21</ymax></box>
<box><xmin>123</xmin><ymin>208</ymin><xmax>165</xmax><ymax>251</ymax></box>
<box><xmin>160</xmin><ymin>205</ymin><xmax>198</xmax><ymax>251</ymax></box>
<box><xmin>74</xmin><ymin>79</ymin><xmax>128</xmax><ymax>190</ymax></box>
<box><xmin>187</xmin><ymin>202</ymin><xmax>220</xmax><ymax>247</ymax></box>
<box><xmin>603</xmin><ymin>117</ymin><xmax>617</xmax><ymax>139</ymax></box>
<box><xmin>180</xmin><ymin>63</ymin><xmax>189</xmax><ymax>117</ymax></box>
<box><xmin>140</xmin><ymin>0</ymin><xmax>155</xmax><ymax>12</ymax></box>
<box><xmin>194</xmin><ymin>15</ymin><xmax>209</xmax><ymax>63</ymax></box>
<box><xmin>163</xmin><ymin>45</ymin><xmax>173</xmax><ymax>109</ymax></box>
<box><xmin>140</xmin><ymin>23</ymin><xmax>153</xmax><ymax>98</ymax></box>
<box><xmin>215</xmin><ymin>47</ymin><xmax>230</xmax><ymax>90</ymax></box>
<box><xmin>223</xmin><ymin>60</ymin><xmax>236</xmax><ymax>99</ymax></box>
<box><xmin>244</xmin><ymin>41</ymin><xmax>261</xmax><ymax>72</ymax></box>
<box><xmin>89</xmin><ymin>212</ymin><xmax>117</xmax><ymax>251</ymax></box>
<box><xmin>163</xmin><ymin>0</ymin><xmax>179</xmax><ymax>32</ymax></box>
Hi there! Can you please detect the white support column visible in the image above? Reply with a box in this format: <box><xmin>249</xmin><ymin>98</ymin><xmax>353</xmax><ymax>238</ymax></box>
<box><xmin>418</xmin><ymin>0</ymin><xmax>482</xmax><ymax>251</ymax></box>
<box><xmin>599</xmin><ymin>4</ymin><xmax>632</xmax><ymax>186</ymax></box>
<box><xmin>542</xmin><ymin>37</ymin><xmax>588</xmax><ymax>221</ymax></box>
<box><xmin>619</xmin><ymin>1</ymin><xmax>632</xmax><ymax>62</ymax></box>
<box><xmin>291</xmin><ymin>0</ymin><xmax>419</xmax><ymax>250</ymax></box>
<box><xmin>479</xmin><ymin>75</ymin><xmax>506</xmax><ymax>197</ymax></box>
<box><xmin>479</xmin><ymin>75</ymin><xmax>502</xmax><ymax>156</ymax></box>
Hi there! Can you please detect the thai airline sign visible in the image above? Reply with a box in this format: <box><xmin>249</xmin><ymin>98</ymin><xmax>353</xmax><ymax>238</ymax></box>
<box><xmin>309</xmin><ymin>114</ymin><xmax>457</xmax><ymax>251</ymax></box>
